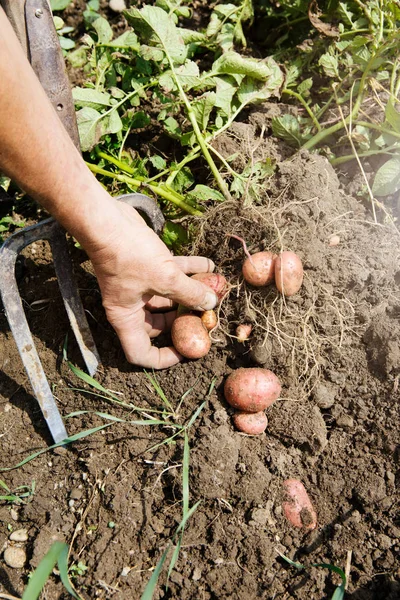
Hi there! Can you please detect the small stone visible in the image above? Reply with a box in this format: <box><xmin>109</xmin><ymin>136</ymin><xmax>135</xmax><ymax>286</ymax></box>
<box><xmin>214</xmin><ymin>557</ymin><xmax>224</xmax><ymax>565</ymax></box>
<box><xmin>250</xmin><ymin>344</ymin><xmax>270</xmax><ymax>365</ymax></box>
<box><xmin>10</xmin><ymin>509</ymin><xmax>18</xmax><ymax>522</ymax></box>
<box><xmin>53</xmin><ymin>446</ymin><xmax>67</xmax><ymax>456</ymax></box>
<box><xmin>3</xmin><ymin>546</ymin><xmax>26</xmax><ymax>568</ymax></box>
<box><xmin>68</xmin><ymin>499</ymin><xmax>75</xmax><ymax>508</ymax></box>
<box><xmin>378</xmin><ymin>534</ymin><xmax>393</xmax><ymax>550</ymax></box>
<box><xmin>386</xmin><ymin>471</ymin><xmax>395</xmax><ymax>485</ymax></box>
<box><xmin>329</xmin><ymin>234</ymin><xmax>341</xmax><ymax>246</ymax></box>
<box><xmin>313</xmin><ymin>383</ymin><xmax>336</xmax><ymax>409</ymax></box>
<box><xmin>249</xmin><ymin>508</ymin><xmax>268</xmax><ymax>526</ymax></box>
<box><xmin>192</xmin><ymin>566</ymin><xmax>202</xmax><ymax>581</ymax></box>
<box><xmin>336</xmin><ymin>414</ymin><xmax>354</xmax><ymax>429</ymax></box>
<box><xmin>9</xmin><ymin>529</ymin><xmax>28</xmax><ymax>543</ymax></box>
<box><xmin>3</xmin><ymin>403</ymin><xmax>12</xmax><ymax>413</ymax></box>
<box><xmin>70</xmin><ymin>488</ymin><xmax>83</xmax><ymax>500</ymax></box>
<box><xmin>109</xmin><ymin>0</ymin><xmax>126</xmax><ymax>12</ymax></box>
<box><xmin>120</xmin><ymin>566</ymin><xmax>131</xmax><ymax>577</ymax></box>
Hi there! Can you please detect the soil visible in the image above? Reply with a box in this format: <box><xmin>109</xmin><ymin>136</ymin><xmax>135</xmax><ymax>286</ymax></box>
<box><xmin>1</xmin><ymin>3</ymin><xmax>400</xmax><ymax>600</ymax></box>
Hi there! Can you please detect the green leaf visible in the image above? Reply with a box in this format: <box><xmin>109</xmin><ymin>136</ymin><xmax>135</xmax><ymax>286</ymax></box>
<box><xmin>163</xmin><ymin>116</ymin><xmax>182</xmax><ymax>138</ymax></box>
<box><xmin>237</xmin><ymin>66</ymin><xmax>283</xmax><ymax>106</ymax></box>
<box><xmin>385</xmin><ymin>100</ymin><xmax>400</xmax><ymax>134</ymax></box>
<box><xmin>139</xmin><ymin>44</ymin><xmax>165</xmax><ymax>63</ymax></box>
<box><xmin>214</xmin><ymin>76</ymin><xmax>237</xmax><ymax>117</ymax></box>
<box><xmin>271</xmin><ymin>114</ymin><xmax>303</xmax><ymax>147</ymax></box>
<box><xmin>125</xmin><ymin>6</ymin><xmax>187</xmax><ymax>65</ymax></box>
<box><xmin>161</xmin><ymin>222</ymin><xmax>189</xmax><ymax>249</ymax></box>
<box><xmin>76</xmin><ymin>106</ymin><xmax>123</xmax><ymax>151</ymax></box>
<box><xmin>59</xmin><ymin>37</ymin><xmax>75</xmax><ymax>50</ymax></box>
<box><xmin>67</xmin><ymin>47</ymin><xmax>87</xmax><ymax>68</ymax></box>
<box><xmin>50</xmin><ymin>0</ymin><xmax>71</xmax><ymax>10</ymax></box>
<box><xmin>187</xmin><ymin>184</ymin><xmax>224</xmax><ymax>202</ymax></box>
<box><xmin>92</xmin><ymin>16</ymin><xmax>113</xmax><ymax>44</ymax></box>
<box><xmin>319</xmin><ymin>53</ymin><xmax>339</xmax><ymax>78</ymax></box>
<box><xmin>130</xmin><ymin>111</ymin><xmax>151</xmax><ymax>128</ymax></box>
<box><xmin>297</xmin><ymin>78</ymin><xmax>313</xmax><ymax>95</ymax></box>
<box><xmin>212</xmin><ymin>51</ymin><xmax>278</xmax><ymax>81</ymax></box>
<box><xmin>191</xmin><ymin>93</ymin><xmax>216</xmax><ymax>130</ymax></box>
<box><xmin>149</xmin><ymin>155</ymin><xmax>167</xmax><ymax>170</ymax></box>
<box><xmin>372</xmin><ymin>156</ymin><xmax>400</xmax><ymax>196</ymax></box>
<box><xmin>72</xmin><ymin>88</ymin><xmax>112</xmax><ymax>110</ymax></box>
<box><xmin>22</xmin><ymin>542</ymin><xmax>80</xmax><ymax>600</ymax></box>
<box><xmin>108</xmin><ymin>30</ymin><xmax>139</xmax><ymax>49</ymax></box>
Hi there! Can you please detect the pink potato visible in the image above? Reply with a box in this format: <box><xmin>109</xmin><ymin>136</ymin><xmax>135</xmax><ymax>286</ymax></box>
<box><xmin>236</xmin><ymin>324</ymin><xmax>252</xmax><ymax>342</ymax></box>
<box><xmin>191</xmin><ymin>272</ymin><xmax>227</xmax><ymax>303</ymax></box>
<box><xmin>224</xmin><ymin>368</ymin><xmax>281</xmax><ymax>412</ymax></box>
<box><xmin>171</xmin><ymin>314</ymin><xmax>211</xmax><ymax>359</ymax></box>
<box><xmin>242</xmin><ymin>251</ymin><xmax>277</xmax><ymax>287</ymax></box>
<box><xmin>275</xmin><ymin>251</ymin><xmax>303</xmax><ymax>296</ymax></box>
<box><xmin>201</xmin><ymin>310</ymin><xmax>218</xmax><ymax>331</ymax></box>
<box><xmin>282</xmin><ymin>479</ymin><xmax>317</xmax><ymax>530</ymax></box>
<box><xmin>233</xmin><ymin>411</ymin><xmax>268</xmax><ymax>435</ymax></box>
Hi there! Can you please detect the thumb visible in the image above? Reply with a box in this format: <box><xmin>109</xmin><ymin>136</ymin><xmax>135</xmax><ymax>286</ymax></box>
<box><xmin>165</xmin><ymin>269</ymin><xmax>218</xmax><ymax>310</ymax></box>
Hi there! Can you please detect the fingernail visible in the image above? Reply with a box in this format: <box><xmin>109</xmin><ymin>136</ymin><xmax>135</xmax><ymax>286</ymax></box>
<box><xmin>196</xmin><ymin>291</ymin><xmax>217</xmax><ymax>311</ymax></box>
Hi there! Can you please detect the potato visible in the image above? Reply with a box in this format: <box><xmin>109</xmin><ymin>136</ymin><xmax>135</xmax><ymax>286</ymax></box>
<box><xmin>201</xmin><ymin>310</ymin><xmax>217</xmax><ymax>331</ymax></box>
<box><xmin>171</xmin><ymin>314</ymin><xmax>211</xmax><ymax>359</ymax></box>
<box><xmin>242</xmin><ymin>251</ymin><xmax>277</xmax><ymax>287</ymax></box>
<box><xmin>275</xmin><ymin>251</ymin><xmax>303</xmax><ymax>296</ymax></box>
<box><xmin>236</xmin><ymin>323</ymin><xmax>252</xmax><ymax>342</ymax></box>
<box><xmin>233</xmin><ymin>411</ymin><xmax>267</xmax><ymax>435</ymax></box>
<box><xmin>191</xmin><ymin>272</ymin><xmax>227</xmax><ymax>303</ymax></box>
<box><xmin>282</xmin><ymin>479</ymin><xmax>317</xmax><ymax>530</ymax></box>
<box><xmin>224</xmin><ymin>367</ymin><xmax>281</xmax><ymax>412</ymax></box>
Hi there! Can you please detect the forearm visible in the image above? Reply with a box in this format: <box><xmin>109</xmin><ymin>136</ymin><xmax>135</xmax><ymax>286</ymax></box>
<box><xmin>0</xmin><ymin>7</ymin><xmax>118</xmax><ymax>252</ymax></box>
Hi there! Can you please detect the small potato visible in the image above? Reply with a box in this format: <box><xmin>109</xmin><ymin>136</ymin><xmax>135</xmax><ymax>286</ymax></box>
<box><xmin>282</xmin><ymin>479</ymin><xmax>317</xmax><ymax>530</ymax></box>
<box><xmin>236</xmin><ymin>323</ymin><xmax>252</xmax><ymax>342</ymax></box>
<box><xmin>201</xmin><ymin>310</ymin><xmax>217</xmax><ymax>331</ymax></box>
<box><xmin>224</xmin><ymin>367</ymin><xmax>281</xmax><ymax>412</ymax></box>
<box><xmin>171</xmin><ymin>314</ymin><xmax>211</xmax><ymax>359</ymax></box>
<box><xmin>275</xmin><ymin>251</ymin><xmax>303</xmax><ymax>296</ymax></box>
<box><xmin>191</xmin><ymin>272</ymin><xmax>227</xmax><ymax>303</ymax></box>
<box><xmin>233</xmin><ymin>411</ymin><xmax>267</xmax><ymax>435</ymax></box>
<box><xmin>242</xmin><ymin>251</ymin><xmax>277</xmax><ymax>287</ymax></box>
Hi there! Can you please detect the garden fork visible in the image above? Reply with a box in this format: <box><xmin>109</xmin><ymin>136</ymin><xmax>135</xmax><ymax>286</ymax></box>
<box><xmin>0</xmin><ymin>0</ymin><xmax>165</xmax><ymax>443</ymax></box>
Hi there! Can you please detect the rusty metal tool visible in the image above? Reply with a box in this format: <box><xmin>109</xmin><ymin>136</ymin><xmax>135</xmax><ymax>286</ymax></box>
<box><xmin>0</xmin><ymin>1</ymin><xmax>165</xmax><ymax>442</ymax></box>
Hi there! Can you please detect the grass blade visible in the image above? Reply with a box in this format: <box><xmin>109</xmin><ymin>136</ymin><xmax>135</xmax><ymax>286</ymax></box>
<box><xmin>57</xmin><ymin>543</ymin><xmax>82</xmax><ymax>600</ymax></box>
<box><xmin>67</xmin><ymin>361</ymin><xmax>122</xmax><ymax>402</ymax></box>
<box><xmin>0</xmin><ymin>423</ymin><xmax>115</xmax><ymax>472</ymax></box>
<box><xmin>144</xmin><ymin>370</ymin><xmax>173</xmax><ymax>411</ymax></box>
<box><xmin>22</xmin><ymin>541</ymin><xmax>80</xmax><ymax>600</ymax></box>
<box><xmin>140</xmin><ymin>501</ymin><xmax>201</xmax><ymax>600</ymax></box>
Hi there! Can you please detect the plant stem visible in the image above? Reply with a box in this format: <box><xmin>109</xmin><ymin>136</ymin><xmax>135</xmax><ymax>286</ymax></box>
<box><xmin>302</xmin><ymin>52</ymin><xmax>377</xmax><ymax>150</ymax></box>
<box><xmin>282</xmin><ymin>89</ymin><xmax>321</xmax><ymax>131</ymax></box>
<box><xmin>86</xmin><ymin>162</ymin><xmax>203</xmax><ymax>216</ymax></box>
<box><xmin>330</xmin><ymin>145</ymin><xmax>399</xmax><ymax>165</ymax></box>
<box><xmin>166</xmin><ymin>60</ymin><xmax>232</xmax><ymax>200</ymax></box>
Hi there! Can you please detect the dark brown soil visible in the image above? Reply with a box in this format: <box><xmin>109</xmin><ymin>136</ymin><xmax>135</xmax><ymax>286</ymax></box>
<box><xmin>1</xmin><ymin>107</ymin><xmax>399</xmax><ymax>600</ymax></box>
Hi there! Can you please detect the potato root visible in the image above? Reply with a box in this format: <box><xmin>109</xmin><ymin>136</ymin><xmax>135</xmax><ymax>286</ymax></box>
<box><xmin>242</xmin><ymin>251</ymin><xmax>277</xmax><ymax>287</ymax></box>
<box><xmin>233</xmin><ymin>411</ymin><xmax>268</xmax><ymax>435</ymax></box>
<box><xmin>171</xmin><ymin>314</ymin><xmax>211</xmax><ymax>359</ymax></box>
<box><xmin>224</xmin><ymin>368</ymin><xmax>281</xmax><ymax>412</ymax></box>
<box><xmin>275</xmin><ymin>251</ymin><xmax>303</xmax><ymax>296</ymax></box>
<box><xmin>282</xmin><ymin>479</ymin><xmax>317</xmax><ymax>530</ymax></box>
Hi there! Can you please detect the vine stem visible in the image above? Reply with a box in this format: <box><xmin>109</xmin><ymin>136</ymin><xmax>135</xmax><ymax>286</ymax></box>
<box><xmin>86</xmin><ymin>162</ymin><xmax>203</xmax><ymax>216</ymax></box>
<box><xmin>166</xmin><ymin>58</ymin><xmax>232</xmax><ymax>200</ymax></box>
<box><xmin>282</xmin><ymin>89</ymin><xmax>321</xmax><ymax>132</ymax></box>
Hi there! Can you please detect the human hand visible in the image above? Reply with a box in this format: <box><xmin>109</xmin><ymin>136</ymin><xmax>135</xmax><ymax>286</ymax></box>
<box><xmin>86</xmin><ymin>202</ymin><xmax>217</xmax><ymax>369</ymax></box>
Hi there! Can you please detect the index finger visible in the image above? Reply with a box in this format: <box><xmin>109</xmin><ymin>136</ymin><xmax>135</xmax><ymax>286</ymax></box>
<box><xmin>174</xmin><ymin>256</ymin><xmax>215</xmax><ymax>274</ymax></box>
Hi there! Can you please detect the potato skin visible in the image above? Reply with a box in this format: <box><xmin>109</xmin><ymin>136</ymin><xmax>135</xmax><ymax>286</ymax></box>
<box><xmin>201</xmin><ymin>310</ymin><xmax>217</xmax><ymax>331</ymax></box>
<box><xmin>224</xmin><ymin>368</ymin><xmax>281</xmax><ymax>412</ymax></box>
<box><xmin>171</xmin><ymin>315</ymin><xmax>211</xmax><ymax>359</ymax></box>
<box><xmin>236</xmin><ymin>323</ymin><xmax>252</xmax><ymax>342</ymax></box>
<box><xmin>233</xmin><ymin>411</ymin><xmax>268</xmax><ymax>435</ymax></box>
<box><xmin>191</xmin><ymin>272</ymin><xmax>227</xmax><ymax>302</ymax></box>
<box><xmin>242</xmin><ymin>251</ymin><xmax>277</xmax><ymax>287</ymax></box>
<box><xmin>282</xmin><ymin>479</ymin><xmax>317</xmax><ymax>530</ymax></box>
<box><xmin>275</xmin><ymin>251</ymin><xmax>303</xmax><ymax>296</ymax></box>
